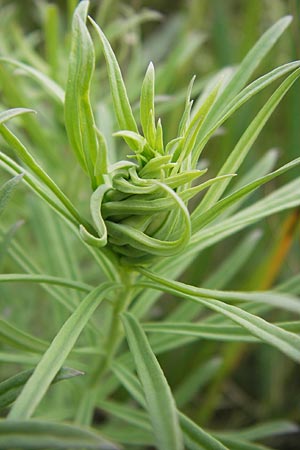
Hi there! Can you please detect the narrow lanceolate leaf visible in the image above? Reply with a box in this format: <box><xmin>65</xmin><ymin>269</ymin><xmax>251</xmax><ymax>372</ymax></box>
<box><xmin>198</xmin><ymin>67</ymin><xmax>300</xmax><ymax>212</ymax></box>
<box><xmin>140</xmin><ymin>62</ymin><xmax>156</xmax><ymax>146</ymax></box>
<box><xmin>0</xmin><ymin>367</ymin><xmax>83</xmax><ymax>410</ymax></box>
<box><xmin>0</xmin><ymin>174</ymin><xmax>23</xmax><ymax>216</ymax></box>
<box><xmin>189</xmin><ymin>177</ymin><xmax>300</xmax><ymax>257</ymax></box>
<box><xmin>0</xmin><ymin>274</ymin><xmax>92</xmax><ymax>292</ymax></box>
<box><xmin>8</xmin><ymin>282</ymin><xmax>118</xmax><ymax>420</ymax></box>
<box><xmin>143</xmin><ymin>321</ymin><xmax>300</xmax><ymax>343</ymax></box>
<box><xmin>112</xmin><ymin>361</ymin><xmax>229</xmax><ymax>450</ymax></box>
<box><xmin>179</xmin><ymin>412</ymin><xmax>229</xmax><ymax>450</ymax></box>
<box><xmin>0</xmin><ymin>108</ymin><xmax>35</xmax><ymax>124</ymax></box>
<box><xmin>192</xmin><ymin>156</ymin><xmax>300</xmax><ymax>231</ymax></box>
<box><xmin>139</xmin><ymin>270</ymin><xmax>300</xmax><ymax>363</ymax></box>
<box><xmin>89</xmin><ymin>17</ymin><xmax>140</xmax><ymax>151</ymax></box>
<box><xmin>195</xmin><ymin>61</ymin><xmax>300</xmax><ymax>157</ymax></box>
<box><xmin>0</xmin><ymin>420</ymin><xmax>118</xmax><ymax>449</ymax></box>
<box><xmin>176</xmin><ymin>82</ymin><xmax>219</xmax><ymax>169</ymax></box>
<box><xmin>197</xmin><ymin>16</ymin><xmax>292</xmax><ymax>142</ymax></box>
<box><xmin>0</xmin><ymin>125</ymin><xmax>86</xmax><ymax>228</ymax></box>
<box><xmin>65</xmin><ymin>0</ymin><xmax>103</xmax><ymax>186</ymax></box>
<box><xmin>141</xmin><ymin>269</ymin><xmax>300</xmax><ymax>314</ymax></box>
<box><xmin>143</xmin><ymin>322</ymin><xmax>258</xmax><ymax>342</ymax></box>
<box><xmin>121</xmin><ymin>312</ymin><xmax>184</xmax><ymax>450</ymax></box>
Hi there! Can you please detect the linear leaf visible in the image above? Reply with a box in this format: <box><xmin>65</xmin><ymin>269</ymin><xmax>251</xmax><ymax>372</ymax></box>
<box><xmin>179</xmin><ymin>413</ymin><xmax>229</xmax><ymax>450</ymax></box>
<box><xmin>0</xmin><ymin>274</ymin><xmax>92</xmax><ymax>292</ymax></box>
<box><xmin>192</xmin><ymin>156</ymin><xmax>300</xmax><ymax>231</ymax></box>
<box><xmin>0</xmin><ymin>107</ymin><xmax>35</xmax><ymax>124</ymax></box>
<box><xmin>193</xmin><ymin>61</ymin><xmax>300</xmax><ymax>161</ymax></box>
<box><xmin>140</xmin><ymin>272</ymin><xmax>300</xmax><ymax>315</ymax></box>
<box><xmin>64</xmin><ymin>1</ymin><xmax>104</xmax><ymax>186</ymax></box>
<box><xmin>0</xmin><ymin>419</ymin><xmax>118</xmax><ymax>449</ymax></box>
<box><xmin>0</xmin><ymin>124</ymin><xmax>87</xmax><ymax>227</ymax></box>
<box><xmin>112</xmin><ymin>361</ymin><xmax>228</xmax><ymax>450</ymax></box>
<box><xmin>89</xmin><ymin>17</ymin><xmax>140</xmax><ymax>151</ymax></box>
<box><xmin>139</xmin><ymin>270</ymin><xmax>300</xmax><ymax>362</ymax></box>
<box><xmin>198</xmin><ymin>67</ymin><xmax>300</xmax><ymax>211</ymax></box>
<box><xmin>187</xmin><ymin>177</ymin><xmax>300</xmax><ymax>258</ymax></box>
<box><xmin>0</xmin><ymin>367</ymin><xmax>83</xmax><ymax>410</ymax></box>
<box><xmin>140</xmin><ymin>62</ymin><xmax>156</xmax><ymax>146</ymax></box>
<box><xmin>8</xmin><ymin>282</ymin><xmax>118</xmax><ymax>420</ymax></box>
<box><xmin>121</xmin><ymin>312</ymin><xmax>184</xmax><ymax>450</ymax></box>
<box><xmin>195</xmin><ymin>16</ymin><xmax>292</xmax><ymax>149</ymax></box>
<box><xmin>143</xmin><ymin>321</ymin><xmax>300</xmax><ymax>343</ymax></box>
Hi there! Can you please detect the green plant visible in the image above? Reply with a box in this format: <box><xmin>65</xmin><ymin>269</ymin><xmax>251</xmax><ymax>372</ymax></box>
<box><xmin>1</xmin><ymin>1</ymin><xmax>300</xmax><ymax>449</ymax></box>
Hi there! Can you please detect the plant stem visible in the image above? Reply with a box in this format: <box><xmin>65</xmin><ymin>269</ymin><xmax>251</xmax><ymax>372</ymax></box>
<box><xmin>75</xmin><ymin>267</ymin><xmax>137</xmax><ymax>425</ymax></box>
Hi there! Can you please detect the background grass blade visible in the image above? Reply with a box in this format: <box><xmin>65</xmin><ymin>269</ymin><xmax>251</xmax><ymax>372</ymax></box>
<box><xmin>0</xmin><ymin>174</ymin><xmax>23</xmax><ymax>216</ymax></box>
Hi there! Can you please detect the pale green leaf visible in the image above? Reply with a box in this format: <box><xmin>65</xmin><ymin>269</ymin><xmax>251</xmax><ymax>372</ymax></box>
<box><xmin>64</xmin><ymin>0</ymin><xmax>102</xmax><ymax>186</ymax></box>
<box><xmin>139</xmin><ymin>270</ymin><xmax>300</xmax><ymax>362</ymax></box>
<box><xmin>198</xmin><ymin>68</ymin><xmax>300</xmax><ymax>211</ymax></box>
<box><xmin>0</xmin><ymin>274</ymin><xmax>92</xmax><ymax>292</ymax></box>
<box><xmin>0</xmin><ymin>419</ymin><xmax>118</xmax><ymax>449</ymax></box>
<box><xmin>89</xmin><ymin>17</ymin><xmax>139</xmax><ymax>151</ymax></box>
<box><xmin>8</xmin><ymin>282</ymin><xmax>118</xmax><ymax>420</ymax></box>
<box><xmin>143</xmin><ymin>320</ymin><xmax>300</xmax><ymax>343</ymax></box>
<box><xmin>180</xmin><ymin>412</ymin><xmax>229</xmax><ymax>450</ymax></box>
<box><xmin>196</xmin><ymin>16</ymin><xmax>292</xmax><ymax>144</ymax></box>
<box><xmin>0</xmin><ymin>125</ymin><xmax>87</xmax><ymax>228</ymax></box>
<box><xmin>140</xmin><ymin>62</ymin><xmax>156</xmax><ymax>146</ymax></box>
<box><xmin>0</xmin><ymin>367</ymin><xmax>83</xmax><ymax>410</ymax></box>
<box><xmin>112</xmin><ymin>361</ymin><xmax>229</xmax><ymax>450</ymax></box>
<box><xmin>189</xmin><ymin>177</ymin><xmax>300</xmax><ymax>256</ymax></box>
<box><xmin>192</xmin><ymin>156</ymin><xmax>300</xmax><ymax>231</ymax></box>
<box><xmin>121</xmin><ymin>312</ymin><xmax>184</xmax><ymax>450</ymax></box>
<box><xmin>194</xmin><ymin>61</ymin><xmax>300</xmax><ymax>160</ymax></box>
<box><xmin>0</xmin><ymin>107</ymin><xmax>35</xmax><ymax>124</ymax></box>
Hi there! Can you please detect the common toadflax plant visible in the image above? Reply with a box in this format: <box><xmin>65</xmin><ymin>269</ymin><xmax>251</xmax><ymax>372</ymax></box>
<box><xmin>1</xmin><ymin>1</ymin><xmax>300</xmax><ymax>449</ymax></box>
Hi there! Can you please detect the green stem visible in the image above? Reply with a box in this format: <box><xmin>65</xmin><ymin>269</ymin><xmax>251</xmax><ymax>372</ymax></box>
<box><xmin>75</xmin><ymin>267</ymin><xmax>137</xmax><ymax>424</ymax></box>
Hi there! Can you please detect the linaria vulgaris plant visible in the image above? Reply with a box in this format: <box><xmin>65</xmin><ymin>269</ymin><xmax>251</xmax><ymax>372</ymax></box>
<box><xmin>1</xmin><ymin>1</ymin><xmax>300</xmax><ymax>449</ymax></box>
